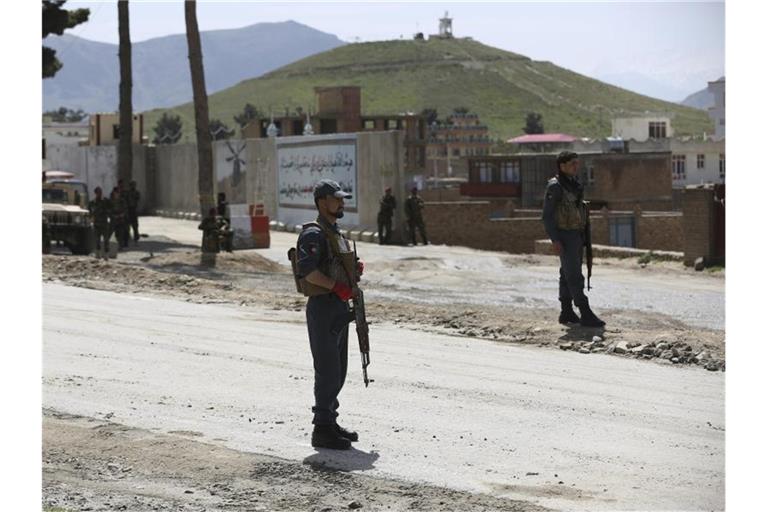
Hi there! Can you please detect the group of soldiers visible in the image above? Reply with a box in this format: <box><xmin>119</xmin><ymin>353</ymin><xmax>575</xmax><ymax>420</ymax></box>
<box><xmin>376</xmin><ymin>186</ymin><xmax>428</xmax><ymax>246</ymax></box>
<box><xmin>292</xmin><ymin>152</ymin><xmax>603</xmax><ymax>450</ymax></box>
<box><xmin>88</xmin><ymin>179</ymin><xmax>141</xmax><ymax>259</ymax></box>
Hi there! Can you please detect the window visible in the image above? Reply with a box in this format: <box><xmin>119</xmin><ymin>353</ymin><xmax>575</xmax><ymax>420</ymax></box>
<box><xmin>452</xmin><ymin>148</ymin><xmax>461</xmax><ymax>157</ymax></box>
<box><xmin>697</xmin><ymin>154</ymin><xmax>705</xmax><ymax>169</ymax></box>
<box><xmin>112</xmin><ymin>124</ymin><xmax>121</xmax><ymax>139</ymax></box>
<box><xmin>364</xmin><ymin>120</ymin><xmax>375</xmax><ymax>130</ymax></box>
<box><xmin>648</xmin><ymin>121</ymin><xmax>667</xmax><ymax>139</ymax></box>
<box><xmin>478</xmin><ymin>162</ymin><xmax>493</xmax><ymax>183</ymax></box>
<box><xmin>582</xmin><ymin>165</ymin><xmax>595</xmax><ymax>185</ymax></box>
<box><xmin>500</xmin><ymin>160</ymin><xmax>520</xmax><ymax>183</ymax></box>
<box><xmin>719</xmin><ymin>153</ymin><xmax>725</xmax><ymax>180</ymax></box>
<box><xmin>672</xmin><ymin>154</ymin><xmax>686</xmax><ymax>181</ymax></box>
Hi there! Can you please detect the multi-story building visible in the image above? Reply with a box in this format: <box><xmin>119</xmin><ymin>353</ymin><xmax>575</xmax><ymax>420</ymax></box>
<box><xmin>707</xmin><ymin>77</ymin><xmax>725</xmax><ymax>140</ymax></box>
<box><xmin>243</xmin><ymin>86</ymin><xmax>431</xmax><ymax>176</ymax></box>
<box><xmin>462</xmin><ymin>151</ymin><xmax>674</xmax><ymax>211</ymax></box>
<box><xmin>425</xmin><ymin>113</ymin><xmax>492</xmax><ymax>178</ymax></box>
<box><xmin>669</xmin><ymin>138</ymin><xmax>725</xmax><ymax>188</ymax></box>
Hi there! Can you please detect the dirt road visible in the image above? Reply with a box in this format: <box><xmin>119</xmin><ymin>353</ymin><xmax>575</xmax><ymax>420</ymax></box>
<box><xmin>43</xmin><ymin>282</ymin><xmax>724</xmax><ymax>511</ymax></box>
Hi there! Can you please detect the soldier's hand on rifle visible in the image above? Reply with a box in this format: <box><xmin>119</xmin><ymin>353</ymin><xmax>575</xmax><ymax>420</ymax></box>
<box><xmin>551</xmin><ymin>240</ymin><xmax>563</xmax><ymax>256</ymax></box>
<box><xmin>332</xmin><ymin>281</ymin><xmax>355</xmax><ymax>301</ymax></box>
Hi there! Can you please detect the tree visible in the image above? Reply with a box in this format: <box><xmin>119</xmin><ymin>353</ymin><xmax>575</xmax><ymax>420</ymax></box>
<box><xmin>421</xmin><ymin>107</ymin><xmax>439</xmax><ymax>125</ymax></box>
<box><xmin>43</xmin><ymin>107</ymin><xmax>86</xmax><ymax>122</ymax></box>
<box><xmin>43</xmin><ymin>0</ymin><xmax>90</xmax><ymax>78</ymax></box>
<box><xmin>209</xmin><ymin>118</ymin><xmax>235</xmax><ymax>140</ymax></box>
<box><xmin>152</xmin><ymin>113</ymin><xmax>182</xmax><ymax>144</ymax></box>
<box><xmin>184</xmin><ymin>0</ymin><xmax>215</xmax><ymax>221</ymax></box>
<box><xmin>452</xmin><ymin>106</ymin><xmax>470</xmax><ymax>115</ymax></box>
<box><xmin>117</xmin><ymin>0</ymin><xmax>133</xmax><ymax>184</ymax></box>
<box><xmin>523</xmin><ymin>112</ymin><xmax>544</xmax><ymax>134</ymax></box>
<box><xmin>233</xmin><ymin>103</ymin><xmax>262</xmax><ymax>130</ymax></box>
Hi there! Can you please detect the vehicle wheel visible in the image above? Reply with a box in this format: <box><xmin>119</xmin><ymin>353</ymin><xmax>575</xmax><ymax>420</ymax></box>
<box><xmin>70</xmin><ymin>229</ymin><xmax>95</xmax><ymax>255</ymax></box>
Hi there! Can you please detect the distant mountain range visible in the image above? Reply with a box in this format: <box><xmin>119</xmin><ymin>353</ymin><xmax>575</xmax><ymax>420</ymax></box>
<box><xmin>143</xmin><ymin>37</ymin><xmax>713</xmax><ymax>142</ymax></box>
<box><xmin>679</xmin><ymin>77</ymin><xmax>723</xmax><ymax>110</ymax></box>
<box><xmin>42</xmin><ymin>21</ymin><xmax>346</xmax><ymax>112</ymax></box>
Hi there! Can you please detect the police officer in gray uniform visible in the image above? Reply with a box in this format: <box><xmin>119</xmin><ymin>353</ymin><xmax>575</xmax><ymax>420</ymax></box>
<box><xmin>296</xmin><ymin>179</ymin><xmax>364</xmax><ymax>450</ymax></box>
<box><xmin>542</xmin><ymin>151</ymin><xmax>605</xmax><ymax>328</ymax></box>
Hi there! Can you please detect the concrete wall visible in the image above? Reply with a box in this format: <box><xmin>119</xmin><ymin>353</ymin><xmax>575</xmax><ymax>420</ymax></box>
<box><xmin>44</xmin><ymin>143</ymin><xmax>149</xmax><ymax>211</ymax></box>
<box><xmin>682</xmin><ymin>186</ymin><xmax>717</xmax><ymax>266</ymax></box>
<box><xmin>154</xmin><ymin>143</ymin><xmax>200</xmax><ymax>213</ymax></box>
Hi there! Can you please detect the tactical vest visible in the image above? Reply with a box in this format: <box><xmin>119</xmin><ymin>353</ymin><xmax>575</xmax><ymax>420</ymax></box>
<box><xmin>556</xmin><ymin>186</ymin><xmax>587</xmax><ymax>231</ymax></box>
<box><xmin>289</xmin><ymin>220</ymin><xmax>357</xmax><ymax>297</ymax></box>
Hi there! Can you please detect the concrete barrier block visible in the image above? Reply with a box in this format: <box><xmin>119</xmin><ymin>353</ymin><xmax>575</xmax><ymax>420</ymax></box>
<box><xmin>361</xmin><ymin>231</ymin><xmax>376</xmax><ymax>243</ymax></box>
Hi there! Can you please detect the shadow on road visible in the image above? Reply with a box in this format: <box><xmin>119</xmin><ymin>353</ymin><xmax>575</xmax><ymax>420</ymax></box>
<box><xmin>302</xmin><ymin>448</ymin><xmax>380</xmax><ymax>472</ymax></box>
<box><xmin>558</xmin><ymin>324</ymin><xmax>606</xmax><ymax>342</ymax></box>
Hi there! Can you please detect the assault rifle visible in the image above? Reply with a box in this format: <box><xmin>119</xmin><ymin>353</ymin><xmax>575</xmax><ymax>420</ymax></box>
<box><xmin>351</xmin><ymin>241</ymin><xmax>372</xmax><ymax>387</ymax></box>
<box><xmin>584</xmin><ymin>201</ymin><xmax>593</xmax><ymax>290</ymax></box>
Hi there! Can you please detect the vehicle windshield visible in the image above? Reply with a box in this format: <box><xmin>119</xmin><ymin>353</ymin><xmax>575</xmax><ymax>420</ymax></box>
<box><xmin>42</xmin><ymin>188</ymin><xmax>69</xmax><ymax>204</ymax></box>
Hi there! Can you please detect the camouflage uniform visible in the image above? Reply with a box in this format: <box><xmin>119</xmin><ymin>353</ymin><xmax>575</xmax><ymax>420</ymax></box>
<box><xmin>377</xmin><ymin>193</ymin><xmax>396</xmax><ymax>244</ymax></box>
<box><xmin>198</xmin><ymin>214</ymin><xmax>233</xmax><ymax>253</ymax></box>
<box><xmin>110</xmin><ymin>193</ymin><xmax>129</xmax><ymax>249</ymax></box>
<box><xmin>88</xmin><ymin>196</ymin><xmax>112</xmax><ymax>256</ymax></box>
<box><xmin>125</xmin><ymin>185</ymin><xmax>141</xmax><ymax>242</ymax></box>
<box><xmin>404</xmin><ymin>193</ymin><xmax>428</xmax><ymax>245</ymax></box>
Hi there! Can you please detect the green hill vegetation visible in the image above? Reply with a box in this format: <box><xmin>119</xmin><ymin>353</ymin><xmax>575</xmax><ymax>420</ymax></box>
<box><xmin>143</xmin><ymin>37</ymin><xmax>713</xmax><ymax>143</ymax></box>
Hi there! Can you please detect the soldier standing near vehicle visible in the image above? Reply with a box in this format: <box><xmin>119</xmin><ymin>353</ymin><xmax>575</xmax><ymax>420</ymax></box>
<box><xmin>404</xmin><ymin>186</ymin><xmax>428</xmax><ymax>245</ymax></box>
<box><xmin>541</xmin><ymin>151</ymin><xmax>605</xmax><ymax>327</ymax></box>
<box><xmin>109</xmin><ymin>188</ymin><xmax>129</xmax><ymax>250</ymax></box>
<box><xmin>88</xmin><ymin>186</ymin><xmax>111</xmax><ymax>259</ymax></box>
<box><xmin>294</xmin><ymin>179</ymin><xmax>364</xmax><ymax>450</ymax></box>
<box><xmin>125</xmin><ymin>180</ymin><xmax>141</xmax><ymax>243</ymax></box>
<box><xmin>377</xmin><ymin>187</ymin><xmax>396</xmax><ymax>245</ymax></box>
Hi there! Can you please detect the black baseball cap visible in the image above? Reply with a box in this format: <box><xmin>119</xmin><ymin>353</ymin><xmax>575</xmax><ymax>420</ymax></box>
<box><xmin>313</xmin><ymin>179</ymin><xmax>352</xmax><ymax>199</ymax></box>
<box><xmin>556</xmin><ymin>151</ymin><xmax>579</xmax><ymax>166</ymax></box>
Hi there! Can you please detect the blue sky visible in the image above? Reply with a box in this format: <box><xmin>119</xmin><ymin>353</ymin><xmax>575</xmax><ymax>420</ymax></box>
<box><xmin>65</xmin><ymin>0</ymin><xmax>725</xmax><ymax>101</ymax></box>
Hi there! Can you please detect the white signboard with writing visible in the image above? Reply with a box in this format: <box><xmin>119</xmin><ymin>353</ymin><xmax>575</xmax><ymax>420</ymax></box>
<box><xmin>277</xmin><ymin>135</ymin><xmax>357</xmax><ymax>213</ymax></box>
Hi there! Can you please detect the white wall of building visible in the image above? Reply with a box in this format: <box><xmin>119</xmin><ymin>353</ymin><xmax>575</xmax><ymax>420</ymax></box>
<box><xmin>612</xmin><ymin>116</ymin><xmax>674</xmax><ymax>142</ymax></box>
<box><xmin>707</xmin><ymin>79</ymin><xmax>725</xmax><ymax>140</ymax></box>
<box><xmin>670</xmin><ymin>139</ymin><xmax>725</xmax><ymax>188</ymax></box>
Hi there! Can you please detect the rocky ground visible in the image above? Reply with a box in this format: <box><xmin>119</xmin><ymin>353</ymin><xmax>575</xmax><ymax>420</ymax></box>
<box><xmin>43</xmin><ymin>410</ymin><xmax>549</xmax><ymax>512</ymax></box>
<box><xmin>42</xmin><ymin>249</ymin><xmax>725</xmax><ymax>372</ymax></box>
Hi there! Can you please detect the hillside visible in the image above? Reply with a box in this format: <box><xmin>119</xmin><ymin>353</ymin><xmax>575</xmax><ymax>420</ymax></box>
<box><xmin>680</xmin><ymin>78</ymin><xmax>722</xmax><ymax>110</ymax></box>
<box><xmin>143</xmin><ymin>37</ymin><xmax>714</xmax><ymax>142</ymax></box>
<box><xmin>42</xmin><ymin>21</ymin><xmax>345</xmax><ymax>112</ymax></box>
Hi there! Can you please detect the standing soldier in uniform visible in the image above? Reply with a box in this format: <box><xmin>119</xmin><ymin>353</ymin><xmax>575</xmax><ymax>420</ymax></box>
<box><xmin>109</xmin><ymin>188</ymin><xmax>129</xmax><ymax>250</ymax></box>
<box><xmin>295</xmin><ymin>179</ymin><xmax>364</xmax><ymax>450</ymax></box>
<box><xmin>88</xmin><ymin>186</ymin><xmax>111</xmax><ymax>259</ymax></box>
<box><xmin>125</xmin><ymin>180</ymin><xmax>141</xmax><ymax>244</ymax></box>
<box><xmin>404</xmin><ymin>186</ymin><xmax>428</xmax><ymax>246</ymax></box>
<box><xmin>217</xmin><ymin>192</ymin><xmax>230</xmax><ymax>221</ymax></box>
<box><xmin>377</xmin><ymin>187</ymin><xmax>396</xmax><ymax>245</ymax></box>
<box><xmin>541</xmin><ymin>151</ymin><xmax>605</xmax><ymax>327</ymax></box>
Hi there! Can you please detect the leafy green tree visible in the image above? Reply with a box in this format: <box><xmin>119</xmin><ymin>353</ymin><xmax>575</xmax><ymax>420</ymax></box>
<box><xmin>452</xmin><ymin>106</ymin><xmax>470</xmax><ymax>115</ymax></box>
<box><xmin>523</xmin><ymin>112</ymin><xmax>544</xmax><ymax>134</ymax></box>
<box><xmin>152</xmin><ymin>113</ymin><xmax>182</xmax><ymax>144</ymax></box>
<box><xmin>233</xmin><ymin>103</ymin><xmax>262</xmax><ymax>130</ymax></box>
<box><xmin>42</xmin><ymin>0</ymin><xmax>90</xmax><ymax>78</ymax></box>
<box><xmin>209</xmin><ymin>118</ymin><xmax>235</xmax><ymax>140</ymax></box>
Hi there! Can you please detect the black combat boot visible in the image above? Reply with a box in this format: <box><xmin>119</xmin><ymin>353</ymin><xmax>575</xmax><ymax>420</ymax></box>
<box><xmin>578</xmin><ymin>302</ymin><xmax>606</xmax><ymax>328</ymax></box>
<box><xmin>311</xmin><ymin>424</ymin><xmax>351</xmax><ymax>450</ymax></box>
<box><xmin>558</xmin><ymin>300</ymin><xmax>580</xmax><ymax>325</ymax></box>
<box><xmin>335</xmin><ymin>423</ymin><xmax>359</xmax><ymax>442</ymax></box>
